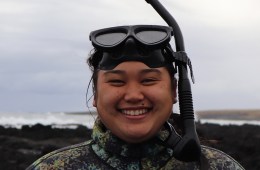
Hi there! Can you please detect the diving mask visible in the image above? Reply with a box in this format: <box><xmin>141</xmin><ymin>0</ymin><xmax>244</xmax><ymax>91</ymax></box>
<box><xmin>89</xmin><ymin>25</ymin><xmax>174</xmax><ymax>70</ymax></box>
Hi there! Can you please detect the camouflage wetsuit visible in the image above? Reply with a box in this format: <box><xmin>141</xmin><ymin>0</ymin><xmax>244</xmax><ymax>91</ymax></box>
<box><xmin>27</xmin><ymin>119</ymin><xmax>244</xmax><ymax>170</ymax></box>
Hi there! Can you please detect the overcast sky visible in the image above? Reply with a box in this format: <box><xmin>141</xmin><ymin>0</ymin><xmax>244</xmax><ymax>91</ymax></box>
<box><xmin>1</xmin><ymin>0</ymin><xmax>260</xmax><ymax>113</ymax></box>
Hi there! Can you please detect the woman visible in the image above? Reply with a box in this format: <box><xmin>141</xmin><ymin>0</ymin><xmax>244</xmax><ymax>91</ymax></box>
<box><xmin>27</xmin><ymin>24</ymin><xmax>244</xmax><ymax>169</ymax></box>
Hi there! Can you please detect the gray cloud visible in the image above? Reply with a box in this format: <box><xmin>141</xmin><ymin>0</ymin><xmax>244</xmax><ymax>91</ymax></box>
<box><xmin>1</xmin><ymin>0</ymin><xmax>259</xmax><ymax>112</ymax></box>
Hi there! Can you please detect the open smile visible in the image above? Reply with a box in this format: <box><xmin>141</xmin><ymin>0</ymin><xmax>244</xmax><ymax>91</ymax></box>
<box><xmin>122</xmin><ymin>109</ymin><xmax>148</xmax><ymax>116</ymax></box>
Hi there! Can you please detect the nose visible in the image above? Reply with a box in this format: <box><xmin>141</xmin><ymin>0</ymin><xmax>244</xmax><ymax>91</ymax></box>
<box><xmin>124</xmin><ymin>82</ymin><xmax>144</xmax><ymax>103</ymax></box>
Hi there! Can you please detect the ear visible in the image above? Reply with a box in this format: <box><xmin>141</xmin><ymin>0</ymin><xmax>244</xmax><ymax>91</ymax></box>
<box><xmin>172</xmin><ymin>90</ymin><xmax>177</xmax><ymax>104</ymax></box>
<box><xmin>93</xmin><ymin>94</ymin><xmax>97</xmax><ymax>107</ymax></box>
<box><xmin>172</xmin><ymin>80</ymin><xmax>177</xmax><ymax>104</ymax></box>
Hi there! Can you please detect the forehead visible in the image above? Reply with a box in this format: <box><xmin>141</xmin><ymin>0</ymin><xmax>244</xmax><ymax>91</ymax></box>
<box><xmin>100</xmin><ymin>61</ymin><xmax>168</xmax><ymax>76</ymax></box>
<box><xmin>114</xmin><ymin>61</ymin><xmax>150</xmax><ymax>69</ymax></box>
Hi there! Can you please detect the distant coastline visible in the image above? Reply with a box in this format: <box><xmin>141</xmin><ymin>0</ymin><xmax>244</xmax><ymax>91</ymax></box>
<box><xmin>1</xmin><ymin>109</ymin><xmax>260</xmax><ymax>129</ymax></box>
<box><xmin>196</xmin><ymin>109</ymin><xmax>260</xmax><ymax>121</ymax></box>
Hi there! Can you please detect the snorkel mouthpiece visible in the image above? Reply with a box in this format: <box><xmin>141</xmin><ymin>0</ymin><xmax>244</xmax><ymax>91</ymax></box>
<box><xmin>98</xmin><ymin>37</ymin><xmax>169</xmax><ymax>70</ymax></box>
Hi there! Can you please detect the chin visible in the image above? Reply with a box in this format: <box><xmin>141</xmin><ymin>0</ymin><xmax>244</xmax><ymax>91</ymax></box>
<box><xmin>121</xmin><ymin>129</ymin><xmax>156</xmax><ymax>143</ymax></box>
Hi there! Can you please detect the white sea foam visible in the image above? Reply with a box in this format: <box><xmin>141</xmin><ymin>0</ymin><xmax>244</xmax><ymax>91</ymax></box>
<box><xmin>198</xmin><ymin>119</ymin><xmax>260</xmax><ymax>126</ymax></box>
<box><xmin>0</xmin><ymin>112</ymin><xmax>259</xmax><ymax>129</ymax></box>
<box><xmin>0</xmin><ymin>112</ymin><xmax>97</xmax><ymax>129</ymax></box>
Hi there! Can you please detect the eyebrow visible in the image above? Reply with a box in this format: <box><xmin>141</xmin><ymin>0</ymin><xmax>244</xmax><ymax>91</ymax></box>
<box><xmin>140</xmin><ymin>68</ymin><xmax>162</xmax><ymax>75</ymax></box>
<box><xmin>103</xmin><ymin>68</ymin><xmax>162</xmax><ymax>76</ymax></box>
<box><xmin>103</xmin><ymin>70</ymin><xmax>126</xmax><ymax>76</ymax></box>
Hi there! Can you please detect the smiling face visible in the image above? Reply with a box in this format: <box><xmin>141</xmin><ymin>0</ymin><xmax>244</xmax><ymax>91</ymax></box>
<box><xmin>93</xmin><ymin>61</ymin><xmax>176</xmax><ymax>143</ymax></box>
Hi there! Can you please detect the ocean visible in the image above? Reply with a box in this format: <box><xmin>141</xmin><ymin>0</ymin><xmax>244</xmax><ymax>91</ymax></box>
<box><xmin>0</xmin><ymin>112</ymin><xmax>97</xmax><ymax>129</ymax></box>
<box><xmin>0</xmin><ymin>111</ymin><xmax>259</xmax><ymax>129</ymax></box>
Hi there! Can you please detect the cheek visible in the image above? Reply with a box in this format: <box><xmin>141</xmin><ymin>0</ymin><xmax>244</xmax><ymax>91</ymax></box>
<box><xmin>96</xmin><ymin>87</ymin><xmax>122</xmax><ymax>107</ymax></box>
<box><xmin>161</xmin><ymin>85</ymin><xmax>174</xmax><ymax>104</ymax></box>
<box><xmin>144</xmin><ymin>85</ymin><xmax>173</xmax><ymax>104</ymax></box>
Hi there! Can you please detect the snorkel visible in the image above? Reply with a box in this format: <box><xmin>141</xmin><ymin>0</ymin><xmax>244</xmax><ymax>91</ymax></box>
<box><xmin>145</xmin><ymin>0</ymin><xmax>201</xmax><ymax>162</ymax></box>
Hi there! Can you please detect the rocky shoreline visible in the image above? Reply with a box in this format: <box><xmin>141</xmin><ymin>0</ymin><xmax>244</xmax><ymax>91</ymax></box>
<box><xmin>0</xmin><ymin>123</ymin><xmax>259</xmax><ymax>170</ymax></box>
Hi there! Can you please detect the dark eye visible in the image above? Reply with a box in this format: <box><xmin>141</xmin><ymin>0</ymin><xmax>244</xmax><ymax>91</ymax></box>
<box><xmin>108</xmin><ymin>79</ymin><xmax>125</xmax><ymax>86</ymax></box>
<box><xmin>141</xmin><ymin>78</ymin><xmax>157</xmax><ymax>85</ymax></box>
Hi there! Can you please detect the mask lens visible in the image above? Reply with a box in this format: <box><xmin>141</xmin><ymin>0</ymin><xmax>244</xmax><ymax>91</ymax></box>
<box><xmin>136</xmin><ymin>30</ymin><xmax>167</xmax><ymax>44</ymax></box>
<box><xmin>95</xmin><ymin>32</ymin><xmax>127</xmax><ymax>46</ymax></box>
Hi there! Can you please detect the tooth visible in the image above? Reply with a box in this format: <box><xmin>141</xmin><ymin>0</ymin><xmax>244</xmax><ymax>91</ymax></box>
<box><xmin>122</xmin><ymin>109</ymin><xmax>149</xmax><ymax>116</ymax></box>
